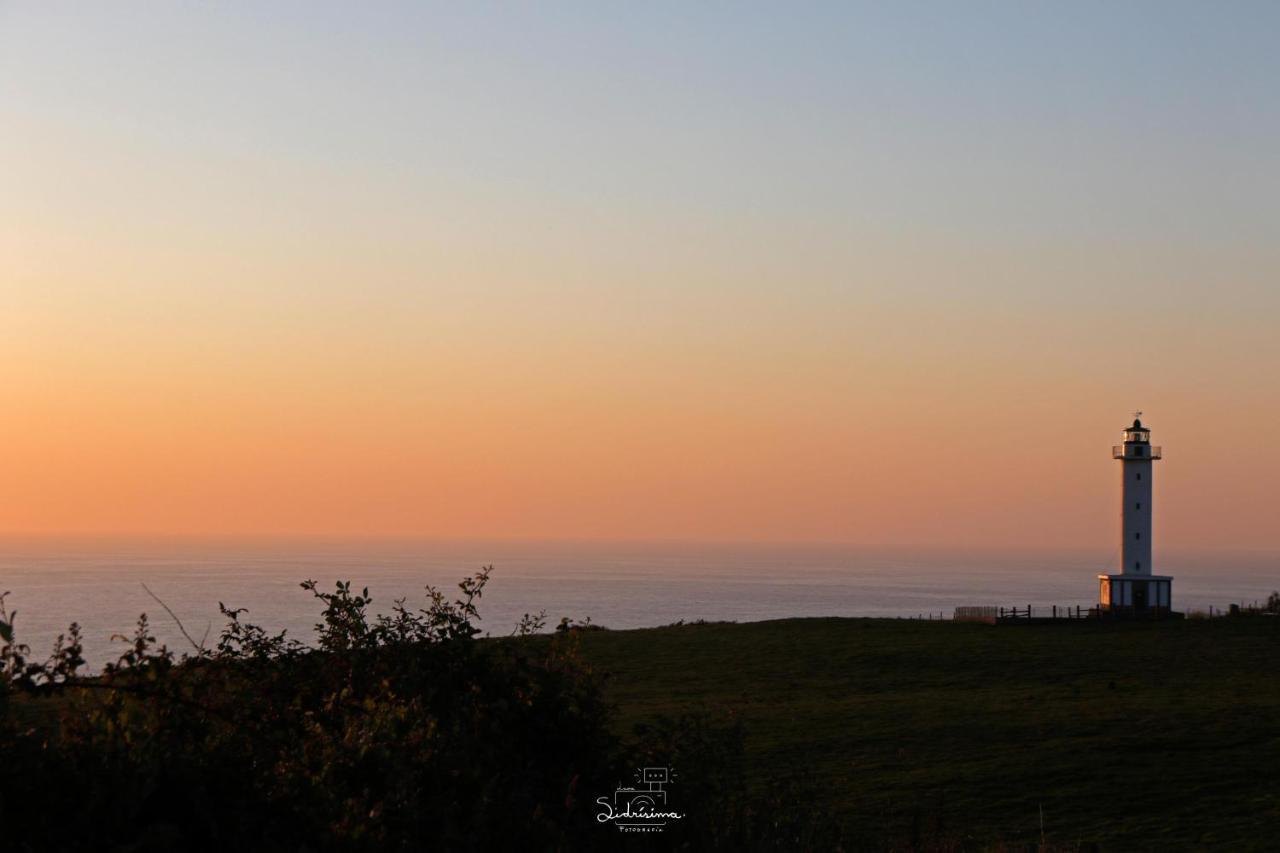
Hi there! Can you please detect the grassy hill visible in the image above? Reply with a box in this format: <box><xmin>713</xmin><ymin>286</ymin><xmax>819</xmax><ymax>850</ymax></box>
<box><xmin>579</xmin><ymin>616</ymin><xmax>1280</xmax><ymax>850</ymax></box>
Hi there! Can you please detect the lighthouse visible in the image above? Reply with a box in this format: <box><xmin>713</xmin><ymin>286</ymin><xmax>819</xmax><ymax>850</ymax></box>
<box><xmin>1097</xmin><ymin>415</ymin><xmax>1173</xmax><ymax>614</ymax></box>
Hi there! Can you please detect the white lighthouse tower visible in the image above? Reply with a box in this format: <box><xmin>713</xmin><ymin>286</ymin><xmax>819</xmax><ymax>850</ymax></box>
<box><xmin>1098</xmin><ymin>415</ymin><xmax>1172</xmax><ymax>614</ymax></box>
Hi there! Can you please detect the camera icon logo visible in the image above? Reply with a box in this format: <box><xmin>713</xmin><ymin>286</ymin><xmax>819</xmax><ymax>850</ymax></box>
<box><xmin>596</xmin><ymin>766</ymin><xmax>682</xmax><ymax>832</ymax></box>
<box><xmin>614</xmin><ymin>767</ymin><xmax>669</xmax><ymax>812</ymax></box>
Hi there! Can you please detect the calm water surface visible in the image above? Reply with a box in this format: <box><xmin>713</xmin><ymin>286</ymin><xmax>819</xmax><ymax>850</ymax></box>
<box><xmin>1</xmin><ymin>538</ymin><xmax>1276</xmax><ymax>669</ymax></box>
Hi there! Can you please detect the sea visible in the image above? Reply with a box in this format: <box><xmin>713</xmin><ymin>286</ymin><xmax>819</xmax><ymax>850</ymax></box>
<box><xmin>1</xmin><ymin>537</ymin><xmax>1276</xmax><ymax>670</ymax></box>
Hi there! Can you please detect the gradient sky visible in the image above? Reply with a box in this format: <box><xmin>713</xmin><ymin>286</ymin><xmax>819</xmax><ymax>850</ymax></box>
<box><xmin>2</xmin><ymin>3</ymin><xmax>1279</xmax><ymax>547</ymax></box>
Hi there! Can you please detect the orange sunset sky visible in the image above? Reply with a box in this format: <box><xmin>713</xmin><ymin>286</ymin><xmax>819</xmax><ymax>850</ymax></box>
<box><xmin>3</xmin><ymin>5</ymin><xmax>1279</xmax><ymax>549</ymax></box>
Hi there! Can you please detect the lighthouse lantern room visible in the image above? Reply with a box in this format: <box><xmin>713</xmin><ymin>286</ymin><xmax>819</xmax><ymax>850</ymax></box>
<box><xmin>1098</xmin><ymin>415</ymin><xmax>1172</xmax><ymax>614</ymax></box>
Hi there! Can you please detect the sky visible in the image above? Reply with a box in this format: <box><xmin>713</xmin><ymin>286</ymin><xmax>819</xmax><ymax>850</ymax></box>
<box><xmin>2</xmin><ymin>2</ymin><xmax>1279</xmax><ymax>548</ymax></box>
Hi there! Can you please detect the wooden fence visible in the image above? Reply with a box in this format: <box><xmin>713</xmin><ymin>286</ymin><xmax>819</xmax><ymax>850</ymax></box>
<box><xmin>953</xmin><ymin>605</ymin><xmax>1092</xmax><ymax>622</ymax></box>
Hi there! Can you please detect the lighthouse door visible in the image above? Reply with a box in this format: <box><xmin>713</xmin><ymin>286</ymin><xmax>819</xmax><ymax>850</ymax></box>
<box><xmin>1132</xmin><ymin>583</ymin><xmax>1148</xmax><ymax>612</ymax></box>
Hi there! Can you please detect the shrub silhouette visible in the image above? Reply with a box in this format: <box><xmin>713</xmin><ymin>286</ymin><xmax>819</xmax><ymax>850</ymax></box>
<box><xmin>0</xmin><ymin>569</ymin><xmax>843</xmax><ymax>852</ymax></box>
<box><xmin>0</xmin><ymin>569</ymin><xmax>628</xmax><ymax>851</ymax></box>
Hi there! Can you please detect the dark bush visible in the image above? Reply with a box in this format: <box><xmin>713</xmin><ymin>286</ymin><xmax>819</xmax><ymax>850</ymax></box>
<box><xmin>0</xmin><ymin>571</ymin><xmax>844</xmax><ymax>852</ymax></box>
<box><xmin>0</xmin><ymin>570</ymin><xmax>628</xmax><ymax>852</ymax></box>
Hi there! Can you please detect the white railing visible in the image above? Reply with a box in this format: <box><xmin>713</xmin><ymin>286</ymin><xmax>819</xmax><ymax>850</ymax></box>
<box><xmin>1112</xmin><ymin>445</ymin><xmax>1162</xmax><ymax>459</ymax></box>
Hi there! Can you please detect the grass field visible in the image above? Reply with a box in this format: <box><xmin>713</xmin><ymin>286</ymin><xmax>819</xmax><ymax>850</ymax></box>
<box><xmin>579</xmin><ymin>616</ymin><xmax>1280</xmax><ymax>850</ymax></box>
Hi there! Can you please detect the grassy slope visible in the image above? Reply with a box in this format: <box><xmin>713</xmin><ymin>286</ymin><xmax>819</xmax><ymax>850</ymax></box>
<box><xmin>579</xmin><ymin>617</ymin><xmax>1280</xmax><ymax>850</ymax></box>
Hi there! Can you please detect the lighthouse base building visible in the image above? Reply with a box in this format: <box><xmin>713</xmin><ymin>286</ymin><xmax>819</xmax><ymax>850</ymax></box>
<box><xmin>1097</xmin><ymin>574</ymin><xmax>1173</xmax><ymax>614</ymax></box>
<box><xmin>1097</xmin><ymin>417</ymin><xmax>1174</xmax><ymax>615</ymax></box>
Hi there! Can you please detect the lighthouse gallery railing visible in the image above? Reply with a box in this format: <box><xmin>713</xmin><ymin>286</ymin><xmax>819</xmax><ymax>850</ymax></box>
<box><xmin>1112</xmin><ymin>445</ymin><xmax>1162</xmax><ymax>459</ymax></box>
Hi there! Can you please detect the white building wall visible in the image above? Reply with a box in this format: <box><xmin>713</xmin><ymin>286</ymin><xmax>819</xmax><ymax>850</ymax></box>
<box><xmin>1120</xmin><ymin>459</ymin><xmax>1153</xmax><ymax>575</ymax></box>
